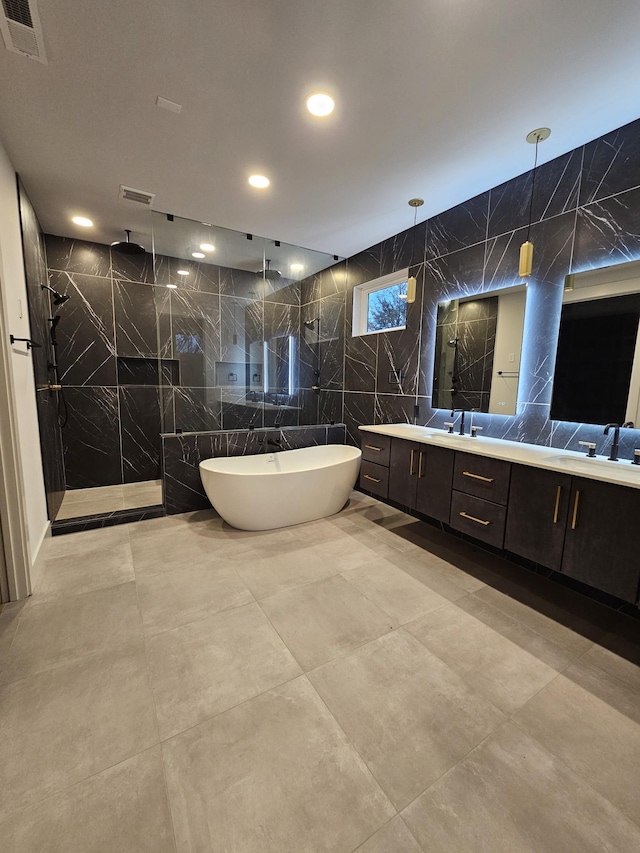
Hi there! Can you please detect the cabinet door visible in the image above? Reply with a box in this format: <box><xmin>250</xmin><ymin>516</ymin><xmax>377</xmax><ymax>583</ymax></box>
<box><xmin>562</xmin><ymin>477</ymin><xmax>640</xmax><ymax>603</ymax></box>
<box><xmin>415</xmin><ymin>445</ymin><xmax>454</xmax><ymax>522</ymax></box>
<box><xmin>388</xmin><ymin>439</ymin><xmax>419</xmax><ymax>508</ymax></box>
<box><xmin>504</xmin><ymin>465</ymin><xmax>572</xmax><ymax>572</ymax></box>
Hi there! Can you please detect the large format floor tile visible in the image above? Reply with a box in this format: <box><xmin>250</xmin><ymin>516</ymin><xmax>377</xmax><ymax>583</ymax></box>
<box><xmin>0</xmin><ymin>748</ymin><xmax>175</xmax><ymax>853</ymax></box>
<box><xmin>0</xmin><ymin>643</ymin><xmax>158</xmax><ymax>821</ymax></box>
<box><xmin>402</xmin><ymin>722</ymin><xmax>640</xmax><ymax>853</ymax></box>
<box><xmin>308</xmin><ymin>629</ymin><xmax>505</xmax><ymax>809</ymax></box>
<box><xmin>1</xmin><ymin>582</ymin><xmax>143</xmax><ymax>683</ymax></box>
<box><xmin>341</xmin><ymin>557</ymin><xmax>450</xmax><ymax>624</ymax></box>
<box><xmin>146</xmin><ymin>602</ymin><xmax>302</xmax><ymax>739</ymax></box>
<box><xmin>513</xmin><ymin>658</ymin><xmax>640</xmax><ymax>824</ymax></box>
<box><xmin>136</xmin><ymin>560</ymin><xmax>253</xmax><ymax>635</ymax></box>
<box><xmin>131</xmin><ymin>524</ymin><xmax>254</xmax><ymax>575</ymax></box>
<box><xmin>405</xmin><ymin>597</ymin><xmax>572</xmax><ymax>713</ymax></box>
<box><xmin>260</xmin><ymin>574</ymin><xmax>394</xmax><ymax>670</ymax></box>
<box><xmin>32</xmin><ymin>540</ymin><xmax>135</xmax><ymax>602</ymax></box>
<box><xmin>233</xmin><ymin>543</ymin><xmax>340</xmax><ymax>599</ymax></box>
<box><xmin>354</xmin><ymin>816</ymin><xmax>422</xmax><ymax>853</ymax></box>
<box><xmin>162</xmin><ymin>676</ymin><xmax>394</xmax><ymax>853</ymax></box>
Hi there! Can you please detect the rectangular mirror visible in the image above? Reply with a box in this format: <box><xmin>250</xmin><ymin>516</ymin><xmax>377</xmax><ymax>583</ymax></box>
<box><xmin>432</xmin><ymin>284</ymin><xmax>527</xmax><ymax>416</ymax></box>
<box><xmin>550</xmin><ymin>259</ymin><xmax>640</xmax><ymax>426</ymax></box>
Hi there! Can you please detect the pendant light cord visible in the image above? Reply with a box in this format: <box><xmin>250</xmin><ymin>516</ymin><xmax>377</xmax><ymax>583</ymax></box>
<box><xmin>526</xmin><ymin>136</ymin><xmax>540</xmax><ymax>242</ymax></box>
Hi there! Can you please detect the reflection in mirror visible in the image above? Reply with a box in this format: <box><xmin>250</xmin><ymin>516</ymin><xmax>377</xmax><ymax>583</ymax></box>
<box><xmin>551</xmin><ymin>260</ymin><xmax>640</xmax><ymax>426</ymax></box>
<box><xmin>432</xmin><ymin>285</ymin><xmax>527</xmax><ymax>416</ymax></box>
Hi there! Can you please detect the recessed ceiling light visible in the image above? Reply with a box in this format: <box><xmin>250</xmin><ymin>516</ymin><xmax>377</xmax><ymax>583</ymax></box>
<box><xmin>167</xmin><ymin>283</ymin><xmax>178</xmax><ymax>289</ymax></box>
<box><xmin>306</xmin><ymin>93</ymin><xmax>334</xmax><ymax>117</ymax></box>
<box><xmin>248</xmin><ymin>174</ymin><xmax>270</xmax><ymax>189</ymax></box>
<box><xmin>72</xmin><ymin>216</ymin><xmax>93</xmax><ymax>227</ymax></box>
<box><xmin>199</xmin><ymin>243</ymin><xmax>215</xmax><ymax>252</ymax></box>
<box><xmin>176</xmin><ymin>269</ymin><xmax>190</xmax><ymax>276</ymax></box>
<box><xmin>192</xmin><ymin>251</ymin><xmax>206</xmax><ymax>259</ymax></box>
<box><xmin>290</xmin><ymin>263</ymin><xmax>304</xmax><ymax>271</ymax></box>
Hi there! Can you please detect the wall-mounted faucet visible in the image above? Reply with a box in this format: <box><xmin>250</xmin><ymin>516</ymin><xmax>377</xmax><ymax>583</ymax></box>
<box><xmin>603</xmin><ymin>423</ymin><xmax>621</xmax><ymax>461</ymax></box>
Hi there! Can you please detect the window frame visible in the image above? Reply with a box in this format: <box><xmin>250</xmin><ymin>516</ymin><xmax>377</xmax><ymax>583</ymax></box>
<box><xmin>352</xmin><ymin>268</ymin><xmax>410</xmax><ymax>337</ymax></box>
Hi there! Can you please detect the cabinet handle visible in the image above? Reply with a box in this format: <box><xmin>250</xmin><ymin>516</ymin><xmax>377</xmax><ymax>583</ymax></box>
<box><xmin>459</xmin><ymin>511</ymin><xmax>491</xmax><ymax>526</ymax></box>
<box><xmin>410</xmin><ymin>449</ymin><xmax>416</xmax><ymax>476</ymax></box>
<box><xmin>571</xmin><ymin>490</ymin><xmax>580</xmax><ymax>530</ymax></box>
<box><xmin>418</xmin><ymin>451</ymin><xmax>425</xmax><ymax>478</ymax></box>
<box><xmin>363</xmin><ymin>474</ymin><xmax>381</xmax><ymax>484</ymax></box>
<box><xmin>462</xmin><ymin>471</ymin><xmax>494</xmax><ymax>483</ymax></box>
<box><xmin>364</xmin><ymin>444</ymin><xmax>383</xmax><ymax>451</ymax></box>
<box><xmin>552</xmin><ymin>485</ymin><xmax>562</xmax><ymax>524</ymax></box>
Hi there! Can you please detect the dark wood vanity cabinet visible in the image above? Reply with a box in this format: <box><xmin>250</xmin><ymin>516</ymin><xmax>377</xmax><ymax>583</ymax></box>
<box><xmin>388</xmin><ymin>439</ymin><xmax>454</xmax><ymax>521</ymax></box>
<box><xmin>415</xmin><ymin>445</ymin><xmax>454</xmax><ymax>522</ymax></box>
<box><xmin>561</xmin><ymin>477</ymin><xmax>640</xmax><ymax>603</ymax></box>
<box><xmin>388</xmin><ymin>440</ymin><xmax>420</xmax><ymax>505</ymax></box>
<box><xmin>504</xmin><ymin>465</ymin><xmax>572</xmax><ymax>572</ymax></box>
<box><xmin>449</xmin><ymin>453</ymin><xmax>512</xmax><ymax>548</ymax></box>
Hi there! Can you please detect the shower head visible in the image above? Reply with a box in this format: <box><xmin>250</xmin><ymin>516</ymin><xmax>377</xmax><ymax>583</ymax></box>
<box><xmin>256</xmin><ymin>259</ymin><xmax>281</xmax><ymax>280</ymax></box>
<box><xmin>110</xmin><ymin>229</ymin><xmax>145</xmax><ymax>255</ymax></box>
<box><xmin>41</xmin><ymin>284</ymin><xmax>71</xmax><ymax>306</ymax></box>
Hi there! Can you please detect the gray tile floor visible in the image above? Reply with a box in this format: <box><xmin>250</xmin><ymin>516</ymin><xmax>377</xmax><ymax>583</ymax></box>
<box><xmin>1</xmin><ymin>491</ymin><xmax>639</xmax><ymax>851</ymax></box>
<box><xmin>56</xmin><ymin>479</ymin><xmax>163</xmax><ymax>520</ymax></box>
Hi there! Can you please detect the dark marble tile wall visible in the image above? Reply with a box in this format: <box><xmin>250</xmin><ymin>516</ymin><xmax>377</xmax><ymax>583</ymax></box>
<box><xmin>17</xmin><ymin>180</ymin><xmax>65</xmax><ymax>520</ymax></box>
<box><xmin>43</xmin><ymin>235</ymin><xmax>313</xmax><ymax>493</ymax></box>
<box><xmin>162</xmin><ymin>424</ymin><xmax>346</xmax><ymax>514</ymax></box>
<box><xmin>330</xmin><ymin>114</ymin><xmax>640</xmax><ymax>455</ymax></box>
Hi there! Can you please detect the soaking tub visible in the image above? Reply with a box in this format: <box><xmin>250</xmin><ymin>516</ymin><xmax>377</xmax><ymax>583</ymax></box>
<box><xmin>199</xmin><ymin>444</ymin><xmax>362</xmax><ymax>530</ymax></box>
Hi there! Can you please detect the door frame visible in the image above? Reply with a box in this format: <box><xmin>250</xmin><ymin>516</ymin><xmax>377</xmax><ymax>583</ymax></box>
<box><xmin>0</xmin><ymin>247</ymin><xmax>32</xmax><ymax>601</ymax></box>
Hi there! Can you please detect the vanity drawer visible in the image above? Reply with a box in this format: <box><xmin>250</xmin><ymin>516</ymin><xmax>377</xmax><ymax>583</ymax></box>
<box><xmin>453</xmin><ymin>452</ymin><xmax>511</xmax><ymax>505</ymax></box>
<box><xmin>450</xmin><ymin>491</ymin><xmax>506</xmax><ymax>549</ymax></box>
<box><xmin>361</xmin><ymin>433</ymin><xmax>391</xmax><ymax>466</ymax></box>
<box><xmin>359</xmin><ymin>460</ymin><xmax>389</xmax><ymax>498</ymax></box>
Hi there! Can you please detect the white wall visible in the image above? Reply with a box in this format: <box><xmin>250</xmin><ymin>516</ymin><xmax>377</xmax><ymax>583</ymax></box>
<box><xmin>0</xmin><ymin>138</ymin><xmax>48</xmax><ymax>576</ymax></box>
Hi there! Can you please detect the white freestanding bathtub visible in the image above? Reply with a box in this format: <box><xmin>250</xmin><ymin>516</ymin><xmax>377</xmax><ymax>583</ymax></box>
<box><xmin>199</xmin><ymin>444</ymin><xmax>362</xmax><ymax>530</ymax></box>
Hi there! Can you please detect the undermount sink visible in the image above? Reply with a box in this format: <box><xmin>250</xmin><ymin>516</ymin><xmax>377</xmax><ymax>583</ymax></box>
<box><xmin>541</xmin><ymin>454</ymin><xmax>640</xmax><ymax>473</ymax></box>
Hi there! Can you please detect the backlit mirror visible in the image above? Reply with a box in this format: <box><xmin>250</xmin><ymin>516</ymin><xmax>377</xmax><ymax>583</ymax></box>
<box><xmin>432</xmin><ymin>284</ymin><xmax>527</xmax><ymax>416</ymax></box>
<box><xmin>550</xmin><ymin>259</ymin><xmax>640</xmax><ymax>426</ymax></box>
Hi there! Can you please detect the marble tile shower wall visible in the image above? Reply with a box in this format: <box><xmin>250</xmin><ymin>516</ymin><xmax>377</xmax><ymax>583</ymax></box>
<box><xmin>43</xmin><ymin>235</ymin><xmax>303</xmax><ymax>490</ymax></box>
<box><xmin>314</xmin><ymin>115</ymin><xmax>640</xmax><ymax>458</ymax></box>
<box><xmin>17</xmin><ymin>182</ymin><xmax>66</xmax><ymax>520</ymax></box>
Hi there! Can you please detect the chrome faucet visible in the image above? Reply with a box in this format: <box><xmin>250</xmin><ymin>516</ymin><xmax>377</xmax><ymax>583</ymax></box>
<box><xmin>452</xmin><ymin>408</ymin><xmax>466</xmax><ymax>436</ymax></box>
<box><xmin>603</xmin><ymin>423</ymin><xmax>620</xmax><ymax>461</ymax></box>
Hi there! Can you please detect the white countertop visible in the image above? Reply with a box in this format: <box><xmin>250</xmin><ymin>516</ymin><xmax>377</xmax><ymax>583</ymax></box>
<box><xmin>359</xmin><ymin>423</ymin><xmax>640</xmax><ymax>490</ymax></box>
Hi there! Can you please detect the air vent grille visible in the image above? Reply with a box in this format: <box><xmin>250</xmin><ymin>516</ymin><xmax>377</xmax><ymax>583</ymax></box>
<box><xmin>0</xmin><ymin>0</ymin><xmax>46</xmax><ymax>62</ymax></box>
<box><xmin>119</xmin><ymin>185</ymin><xmax>156</xmax><ymax>206</ymax></box>
<box><xmin>2</xmin><ymin>0</ymin><xmax>32</xmax><ymax>27</ymax></box>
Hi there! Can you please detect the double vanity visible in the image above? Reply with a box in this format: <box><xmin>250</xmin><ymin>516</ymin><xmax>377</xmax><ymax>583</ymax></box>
<box><xmin>359</xmin><ymin>423</ymin><xmax>640</xmax><ymax>607</ymax></box>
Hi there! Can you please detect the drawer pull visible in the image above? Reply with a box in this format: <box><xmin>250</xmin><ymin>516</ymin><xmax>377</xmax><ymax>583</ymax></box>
<box><xmin>459</xmin><ymin>511</ymin><xmax>491</xmax><ymax>526</ymax></box>
<box><xmin>552</xmin><ymin>485</ymin><xmax>562</xmax><ymax>524</ymax></box>
<box><xmin>418</xmin><ymin>451</ymin><xmax>425</xmax><ymax>478</ymax></box>
<box><xmin>364</xmin><ymin>474</ymin><xmax>382</xmax><ymax>484</ymax></box>
<box><xmin>571</xmin><ymin>490</ymin><xmax>580</xmax><ymax>530</ymax></box>
<box><xmin>409</xmin><ymin>449</ymin><xmax>416</xmax><ymax>476</ymax></box>
<box><xmin>364</xmin><ymin>444</ymin><xmax>383</xmax><ymax>451</ymax></box>
<box><xmin>462</xmin><ymin>471</ymin><xmax>494</xmax><ymax>483</ymax></box>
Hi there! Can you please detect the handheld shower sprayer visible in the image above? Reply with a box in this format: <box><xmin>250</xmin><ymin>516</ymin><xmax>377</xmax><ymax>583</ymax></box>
<box><xmin>41</xmin><ymin>284</ymin><xmax>70</xmax><ymax>306</ymax></box>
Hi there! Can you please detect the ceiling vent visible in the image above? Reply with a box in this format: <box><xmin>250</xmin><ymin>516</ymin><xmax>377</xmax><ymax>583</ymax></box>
<box><xmin>0</xmin><ymin>0</ymin><xmax>47</xmax><ymax>63</ymax></box>
<box><xmin>118</xmin><ymin>185</ymin><xmax>156</xmax><ymax>206</ymax></box>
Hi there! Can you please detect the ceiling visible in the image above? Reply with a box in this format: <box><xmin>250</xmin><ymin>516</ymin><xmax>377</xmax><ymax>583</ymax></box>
<box><xmin>1</xmin><ymin>0</ymin><xmax>640</xmax><ymax>260</ymax></box>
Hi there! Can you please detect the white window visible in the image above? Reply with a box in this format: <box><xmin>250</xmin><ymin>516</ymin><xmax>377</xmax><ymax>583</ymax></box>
<box><xmin>352</xmin><ymin>269</ymin><xmax>409</xmax><ymax>336</ymax></box>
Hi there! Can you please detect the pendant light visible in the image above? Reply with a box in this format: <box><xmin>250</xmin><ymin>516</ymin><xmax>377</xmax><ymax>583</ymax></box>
<box><xmin>407</xmin><ymin>197</ymin><xmax>424</xmax><ymax>303</ymax></box>
<box><xmin>519</xmin><ymin>128</ymin><xmax>550</xmax><ymax>278</ymax></box>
